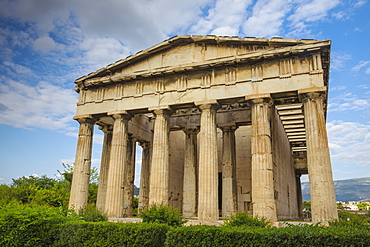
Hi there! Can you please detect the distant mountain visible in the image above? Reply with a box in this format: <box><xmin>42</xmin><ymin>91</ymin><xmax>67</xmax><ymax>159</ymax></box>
<box><xmin>301</xmin><ymin>177</ymin><xmax>370</xmax><ymax>202</ymax></box>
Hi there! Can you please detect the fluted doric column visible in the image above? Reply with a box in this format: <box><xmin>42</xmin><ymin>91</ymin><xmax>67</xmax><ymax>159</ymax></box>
<box><xmin>197</xmin><ymin>103</ymin><xmax>219</xmax><ymax>221</ymax></box>
<box><xmin>182</xmin><ymin>128</ymin><xmax>199</xmax><ymax>218</ymax></box>
<box><xmin>251</xmin><ymin>98</ymin><xmax>277</xmax><ymax>222</ymax></box>
<box><xmin>123</xmin><ymin>135</ymin><xmax>136</xmax><ymax>217</ymax></box>
<box><xmin>221</xmin><ymin>125</ymin><xmax>238</xmax><ymax>218</ymax></box>
<box><xmin>301</xmin><ymin>92</ymin><xmax>337</xmax><ymax>225</ymax></box>
<box><xmin>138</xmin><ymin>141</ymin><xmax>151</xmax><ymax>212</ymax></box>
<box><xmin>96</xmin><ymin>124</ymin><xmax>113</xmax><ymax>212</ymax></box>
<box><xmin>149</xmin><ymin>108</ymin><xmax>172</xmax><ymax>206</ymax></box>
<box><xmin>105</xmin><ymin>112</ymin><xmax>132</xmax><ymax>218</ymax></box>
<box><xmin>69</xmin><ymin>116</ymin><xmax>96</xmax><ymax>211</ymax></box>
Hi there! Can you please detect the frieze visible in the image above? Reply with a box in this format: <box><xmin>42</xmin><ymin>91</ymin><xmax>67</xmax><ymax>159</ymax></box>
<box><xmin>225</xmin><ymin>67</ymin><xmax>236</xmax><ymax>83</ymax></box>
<box><xmin>251</xmin><ymin>63</ymin><xmax>263</xmax><ymax>82</ymax></box>
<box><xmin>173</xmin><ymin>108</ymin><xmax>201</xmax><ymax>116</ymax></box>
<box><xmin>218</xmin><ymin>102</ymin><xmax>250</xmax><ymax>112</ymax></box>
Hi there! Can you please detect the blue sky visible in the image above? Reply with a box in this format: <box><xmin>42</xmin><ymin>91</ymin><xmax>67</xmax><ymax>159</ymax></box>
<box><xmin>0</xmin><ymin>0</ymin><xmax>369</xmax><ymax>186</ymax></box>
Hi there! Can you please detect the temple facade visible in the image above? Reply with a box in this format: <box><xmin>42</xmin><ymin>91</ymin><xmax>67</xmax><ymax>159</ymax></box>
<box><xmin>68</xmin><ymin>35</ymin><xmax>338</xmax><ymax>224</ymax></box>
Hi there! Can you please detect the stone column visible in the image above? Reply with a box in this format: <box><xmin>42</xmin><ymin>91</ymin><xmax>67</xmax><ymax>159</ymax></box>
<box><xmin>69</xmin><ymin>116</ymin><xmax>95</xmax><ymax>211</ymax></box>
<box><xmin>96</xmin><ymin>125</ymin><xmax>113</xmax><ymax>212</ymax></box>
<box><xmin>301</xmin><ymin>92</ymin><xmax>338</xmax><ymax>225</ymax></box>
<box><xmin>197</xmin><ymin>103</ymin><xmax>219</xmax><ymax>221</ymax></box>
<box><xmin>138</xmin><ymin>141</ymin><xmax>151</xmax><ymax>212</ymax></box>
<box><xmin>105</xmin><ymin>112</ymin><xmax>132</xmax><ymax>218</ymax></box>
<box><xmin>221</xmin><ymin>126</ymin><xmax>238</xmax><ymax>218</ymax></box>
<box><xmin>251</xmin><ymin>98</ymin><xmax>277</xmax><ymax>222</ymax></box>
<box><xmin>123</xmin><ymin>135</ymin><xmax>136</xmax><ymax>217</ymax></box>
<box><xmin>182</xmin><ymin>128</ymin><xmax>199</xmax><ymax>218</ymax></box>
<box><xmin>296</xmin><ymin>173</ymin><xmax>304</xmax><ymax>218</ymax></box>
<box><xmin>149</xmin><ymin>108</ymin><xmax>172</xmax><ymax>206</ymax></box>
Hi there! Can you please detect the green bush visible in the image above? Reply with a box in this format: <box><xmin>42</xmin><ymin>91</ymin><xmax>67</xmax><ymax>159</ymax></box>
<box><xmin>329</xmin><ymin>211</ymin><xmax>370</xmax><ymax>229</ymax></box>
<box><xmin>224</xmin><ymin>212</ymin><xmax>270</xmax><ymax>228</ymax></box>
<box><xmin>165</xmin><ymin>224</ymin><xmax>370</xmax><ymax>246</ymax></box>
<box><xmin>76</xmin><ymin>204</ymin><xmax>108</xmax><ymax>222</ymax></box>
<box><xmin>140</xmin><ymin>204</ymin><xmax>186</xmax><ymax>227</ymax></box>
<box><xmin>54</xmin><ymin>222</ymin><xmax>169</xmax><ymax>247</ymax></box>
<box><xmin>0</xmin><ymin>202</ymin><xmax>81</xmax><ymax>247</ymax></box>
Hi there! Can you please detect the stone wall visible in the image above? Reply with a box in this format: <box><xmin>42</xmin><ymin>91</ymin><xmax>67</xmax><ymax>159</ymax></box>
<box><xmin>271</xmin><ymin>107</ymin><xmax>299</xmax><ymax>220</ymax></box>
<box><xmin>235</xmin><ymin>126</ymin><xmax>252</xmax><ymax>215</ymax></box>
<box><xmin>169</xmin><ymin>130</ymin><xmax>185</xmax><ymax>211</ymax></box>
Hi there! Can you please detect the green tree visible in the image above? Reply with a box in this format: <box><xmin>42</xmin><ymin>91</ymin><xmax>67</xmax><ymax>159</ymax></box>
<box><xmin>303</xmin><ymin>200</ymin><xmax>311</xmax><ymax>211</ymax></box>
<box><xmin>337</xmin><ymin>202</ymin><xmax>343</xmax><ymax>210</ymax></box>
<box><xmin>358</xmin><ymin>202</ymin><xmax>369</xmax><ymax>211</ymax></box>
<box><xmin>57</xmin><ymin>163</ymin><xmax>99</xmax><ymax>204</ymax></box>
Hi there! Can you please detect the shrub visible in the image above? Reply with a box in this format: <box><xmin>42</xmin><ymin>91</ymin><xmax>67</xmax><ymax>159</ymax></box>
<box><xmin>55</xmin><ymin>222</ymin><xmax>169</xmax><ymax>247</ymax></box>
<box><xmin>165</xmin><ymin>224</ymin><xmax>370</xmax><ymax>247</ymax></box>
<box><xmin>224</xmin><ymin>212</ymin><xmax>271</xmax><ymax>228</ymax></box>
<box><xmin>76</xmin><ymin>204</ymin><xmax>108</xmax><ymax>222</ymax></box>
<box><xmin>329</xmin><ymin>211</ymin><xmax>370</xmax><ymax>229</ymax></box>
<box><xmin>0</xmin><ymin>202</ymin><xmax>80</xmax><ymax>246</ymax></box>
<box><xmin>140</xmin><ymin>204</ymin><xmax>186</xmax><ymax>227</ymax></box>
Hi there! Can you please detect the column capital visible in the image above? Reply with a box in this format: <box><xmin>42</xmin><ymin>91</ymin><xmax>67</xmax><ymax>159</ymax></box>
<box><xmin>182</xmin><ymin>127</ymin><xmax>200</xmax><ymax>134</ymax></box>
<box><xmin>153</xmin><ymin>108</ymin><xmax>173</xmax><ymax>116</ymax></box>
<box><xmin>246</xmin><ymin>96</ymin><xmax>273</xmax><ymax>106</ymax></box>
<box><xmin>148</xmin><ymin>105</ymin><xmax>173</xmax><ymax>116</ymax></box>
<box><xmin>219</xmin><ymin>125</ymin><xmax>238</xmax><ymax>132</ymax></box>
<box><xmin>195</xmin><ymin>101</ymin><xmax>220</xmax><ymax>111</ymax></box>
<box><xmin>138</xmin><ymin>140</ymin><xmax>151</xmax><ymax>149</ymax></box>
<box><xmin>73</xmin><ymin>115</ymin><xmax>97</xmax><ymax>124</ymax></box>
<box><xmin>128</xmin><ymin>133</ymin><xmax>137</xmax><ymax>142</ymax></box>
<box><xmin>108</xmin><ymin>110</ymin><xmax>132</xmax><ymax>119</ymax></box>
<box><xmin>299</xmin><ymin>91</ymin><xmax>325</xmax><ymax>103</ymax></box>
<box><xmin>245</xmin><ymin>94</ymin><xmax>272</xmax><ymax>105</ymax></box>
<box><xmin>97</xmin><ymin>124</ymin><xmax>113</xmax><ymax>133</ymax></box>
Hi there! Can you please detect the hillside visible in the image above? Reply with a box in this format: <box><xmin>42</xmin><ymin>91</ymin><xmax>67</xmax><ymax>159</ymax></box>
<box><xmin>301</xmin><ymin>177</ymin><xmax>370</xmax><ymax>201</ymax></box>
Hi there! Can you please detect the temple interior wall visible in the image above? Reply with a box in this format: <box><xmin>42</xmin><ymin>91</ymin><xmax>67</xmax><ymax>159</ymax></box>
<box><xmin>168</xmin><ymin>130</ymin><xmax>185</xmax><ymax>211</ymax></box>
<box><xmin>235</xmin><ymin>126</ymin><xmax>252</xmax><ymax>215</ymax></box>
<box><xmin>271</xmin><ymin>107</ymin><xmax>299</xmax><ymax>220</ymax></box>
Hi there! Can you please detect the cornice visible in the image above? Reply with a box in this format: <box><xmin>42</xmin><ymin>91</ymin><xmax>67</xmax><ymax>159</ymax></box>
<box><xmin>74</xmin><ymin>37</ymin><xmax>330</xmax><ymax>92</ymax></box>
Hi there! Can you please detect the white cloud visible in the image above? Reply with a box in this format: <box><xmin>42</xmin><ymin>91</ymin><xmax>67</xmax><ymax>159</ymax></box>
<box><xmin>358</xmin><ymin>84</ymin><xmax>369</xmax><ymax>89</ymax></box>
<box><xmin>332</xmin><ymin>11</ymin><xmax>349</xmax><ymax>20</ymax></box>
<box><xmin>146</xmin><ymin>0</ymin><xmax>210</xmax><ymax>35</ymax></box>
<box><xmin>289</xmin><ymin>0</ymin><xmax>340</xmax><ymax>24</ymax></box>
<box><xmin>190</xmin><ymin>0</ymin><xmax>250</xmax><ymax>36</ymax></box>
<box><xmin>329</xmin><ymin>52</ymin><xmax>352</xmax><ymax>71</ymax></box>
<box><xmin>79</xmin><ymin>37</ymin><xmax>131</xmax><ymax>71</ymax></box>
<box><xmin>329</xmin><ymin>93</ymin><xmax>370</xmax><ymax>112</ymax></box>
<box><xmin>33</xmin><ymin>36</ymin><xmax>62</xmax><ymax>53</ymax></box>
<box><xmin>287</xmin><ymin>0</ymin><xmax>340</xmax><ymax>36</ymax></box>
<box><xmin>354</xmin><ymin>0</ymin><xmax>366</xmax><ymax>7</ymax></box>
<box><xmin>0</xmin><ymin>78</ymin><xmax>77</xmax><ymax>131</ymax></box>
<box><xmin>242</xmin><ymin>0</ymin><xmax>288</xmax><ymax>37</ymax></box>
<box><xmin>330</xmin><ymin>85</ymin><xmax>347</xmax><ymax>91</ymax></box>
<box><xmin>328</xmin><ymin>120</ymin><xmax>370</xmax><ymax>168</ymax></box>
<box><xmin>3</xmin><ymin>61</ymin><xmax>34</xmax><ymax>76</ymax></box>
<box><xmin>351</xmin><ymin>60</ymin><xmax>370</xmax><ymax>71</ymax></box>
<box><xmin>60</xmin><ymin>158</ymin><xmax>75</xmax><ymax>166</ymax></box>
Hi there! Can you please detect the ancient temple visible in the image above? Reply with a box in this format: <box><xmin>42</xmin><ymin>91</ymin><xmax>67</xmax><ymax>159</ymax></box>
<box><xmin>68</xmin><ymin>35</ymin><xmax>338</xmax><ymax>224</ymax></box>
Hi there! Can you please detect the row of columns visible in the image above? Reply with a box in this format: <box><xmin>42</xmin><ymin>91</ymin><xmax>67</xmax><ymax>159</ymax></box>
<box><xmin>69</xmin><ymin>92</ymin><xmax>337</xmax><ymax>224</ymax></box>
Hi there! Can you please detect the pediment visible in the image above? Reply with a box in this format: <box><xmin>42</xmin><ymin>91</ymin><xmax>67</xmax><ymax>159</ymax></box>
<box><xmin>75</xmin><ymin>35</ymin><xmax>330</xmax><ymax>91</ymax></box>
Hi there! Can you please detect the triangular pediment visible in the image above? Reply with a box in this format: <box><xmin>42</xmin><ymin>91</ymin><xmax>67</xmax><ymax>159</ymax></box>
<box><xmin>75</xmin><ymin>35</ymin><xmax>330</xmax><ymax>89</ymax></box>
